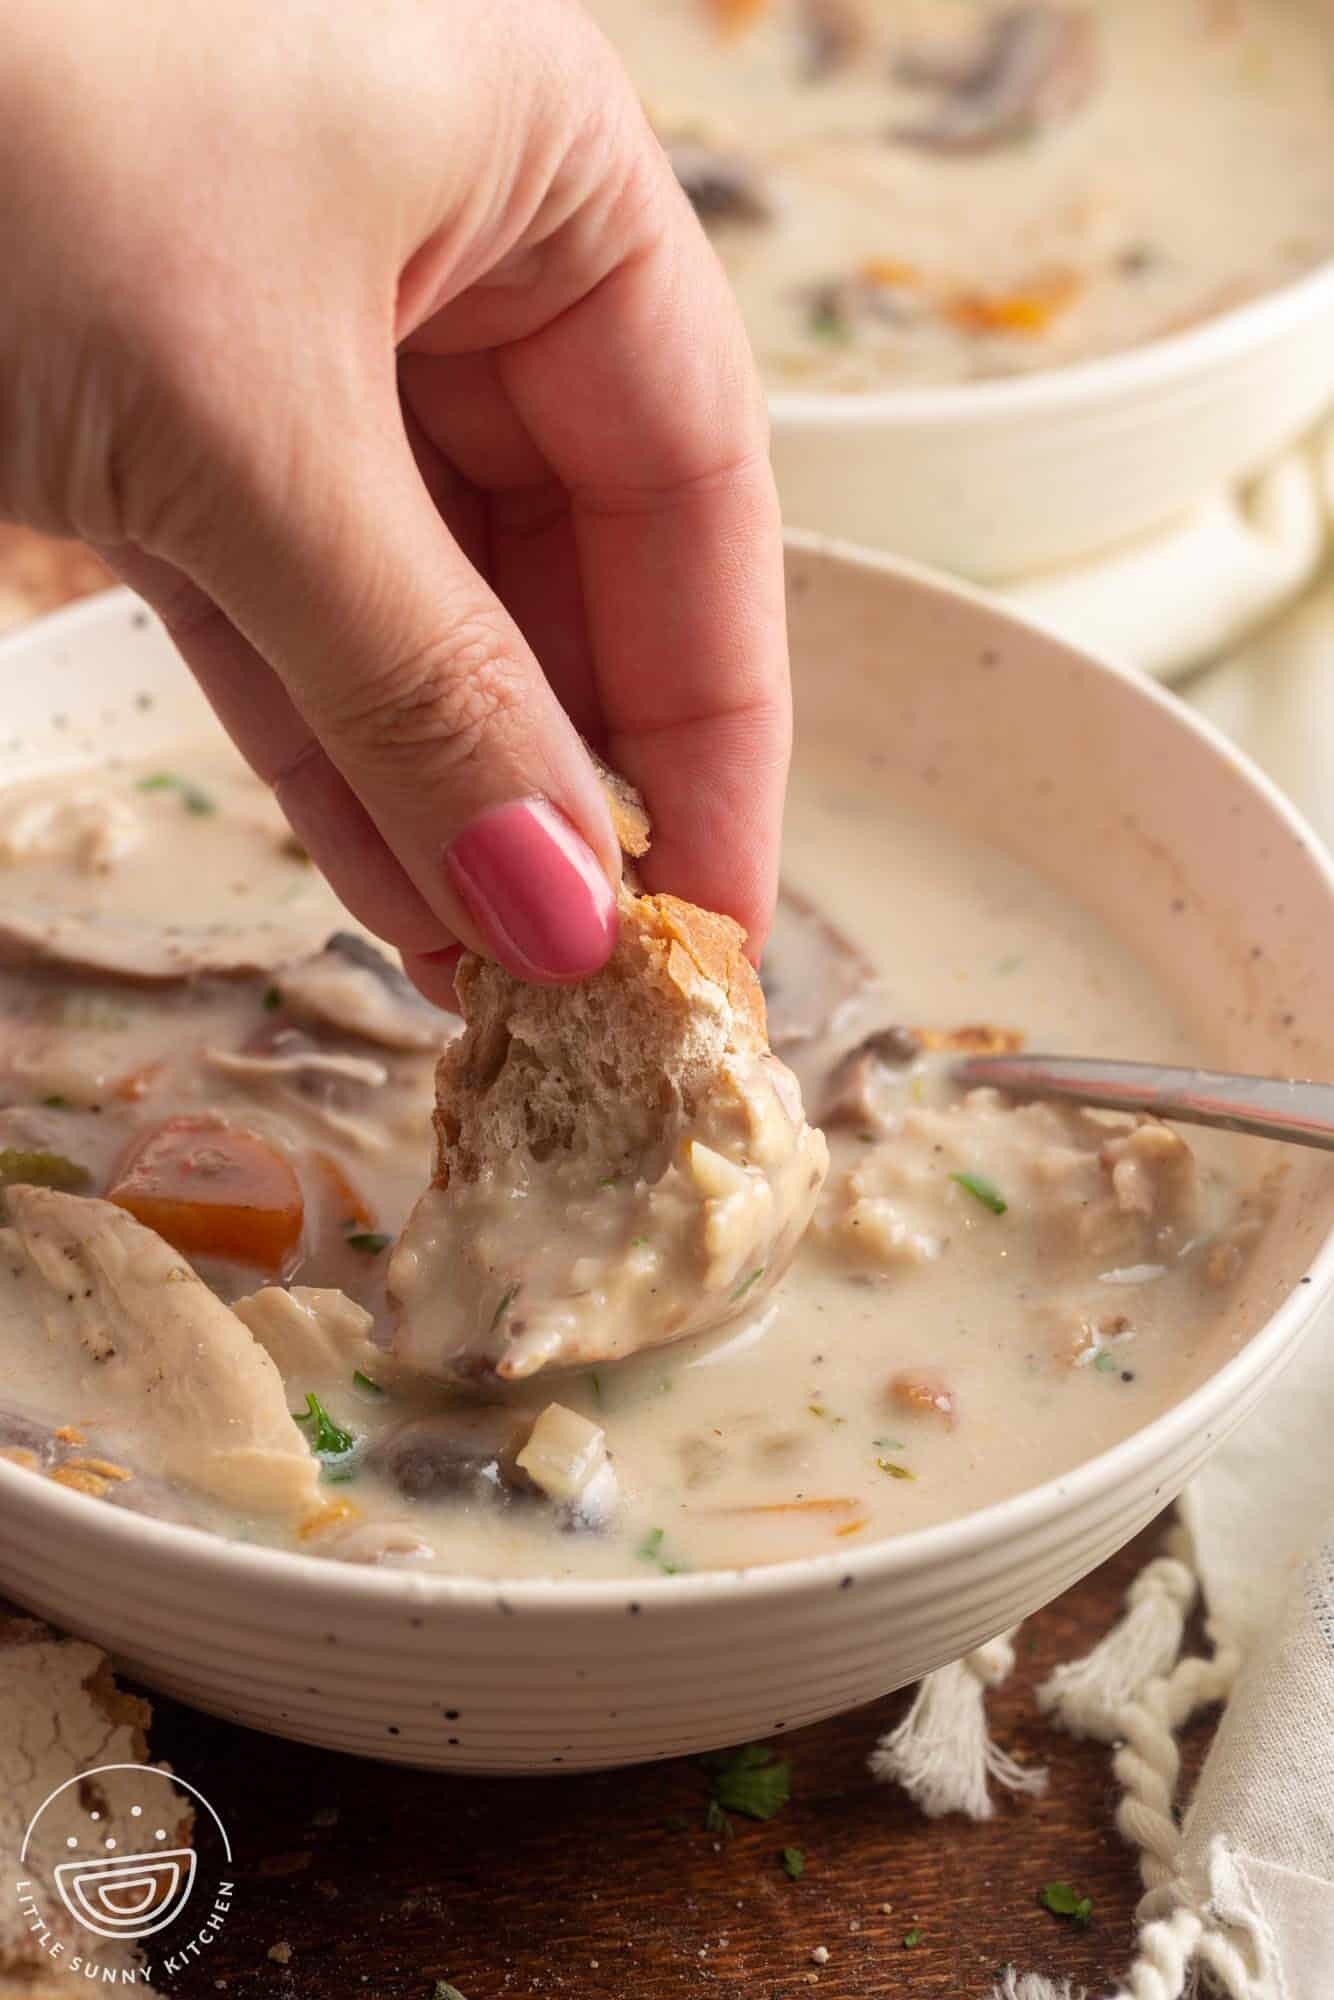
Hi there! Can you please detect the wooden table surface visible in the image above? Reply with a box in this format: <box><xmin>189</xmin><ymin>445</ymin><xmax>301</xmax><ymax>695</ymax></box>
<box><xmin>0</xmin><ymin>527</ymin><xmax>1222</xmax><ymax>1998</ymax></box>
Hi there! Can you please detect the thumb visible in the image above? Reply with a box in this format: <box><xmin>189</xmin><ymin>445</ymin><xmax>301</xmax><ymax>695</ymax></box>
<box><xmin>143</xmin><ymin>389</ymin><xmax>623</xmax><ymax>987</ymax></box>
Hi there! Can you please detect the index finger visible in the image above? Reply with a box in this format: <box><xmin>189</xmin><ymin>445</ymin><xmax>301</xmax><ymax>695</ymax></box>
<box><xmin>497</xmin><ymin>164</ymin><xmax>791</xmax><ymax>953</ymax></box>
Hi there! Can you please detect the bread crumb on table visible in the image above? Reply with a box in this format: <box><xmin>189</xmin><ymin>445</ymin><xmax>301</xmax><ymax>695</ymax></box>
<box><xmin>267</xmin><ymin>1941</ymin><xmax>293</xmax><ymax>1965</ymax></box>
<box><xmin>810</xmin><ymin>1945</ymin><xmax>830</xmax><ymax>1965</ymax></box>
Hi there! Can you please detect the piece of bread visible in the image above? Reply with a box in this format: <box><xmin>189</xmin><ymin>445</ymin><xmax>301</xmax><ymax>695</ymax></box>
<box><xmin>437</xmin><ymin>888</ymin><xmax>769</xmax><ymax>1190</ymax></box>
<box><xmin>389</xmin><ymin>769</ymin><xmax>828</xmax><ymax>1382</ymax></box>
<box><xmin>0</xmin><ymin>1615</ymin><xmax>190</xmax><ymax>1996</ymax></box>
<box><xmin>584</xmin><ymin>742</ymin><xmax>651</xmax><ymax>861</ymax></box>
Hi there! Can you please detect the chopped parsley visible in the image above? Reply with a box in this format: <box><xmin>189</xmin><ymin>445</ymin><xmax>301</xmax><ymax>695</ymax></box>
<box><xmin>136</xmin><ymin>771</ymin><xmax>215</xmax><ymax>816</ymax></box>
<box><xmin>637</xmin><ymin>1527</ymin><xmax>683</xmax><ymax>1575</ymax></box>
<box><xmin>0</xmin><ymin>1148</ymin><xmax>91</xmax><ymax>1192</ymax></box>
<box><xmin>1038</xmin><ymin>1882</ymin><xmax>1093</xmax><ymax>1926</ymax></box>
<box><xmin>345</xmin><ymin>1230</ymin><xmax>392</xmax><ymax>1255</ymax></box>
<box><xmin>589</xmin><ymin>1372</ymin><xmax>603</xmax><ymax>1406</ymax></box>
<box><xmin>293</xmin><ymin>1392</ymin><xmax>359</xmax><ymax>1477</ymax></box>
<box><xmin>1093</xmin><ymin>1349</ymin><xmax>1119</xmax><ymax>1373</ymax></box>
<box><xmin>488</xmin><ymin>1283</ymin><xmax>519</xmax><ymax>1332</ymax></box>
<box><xmin>871</xmin><ymin>1438</ymin><xmax>905</xmax><ymax>1450</ymax></box>
<box><xmin>41</xmin><ymin>1094</ymin><xmax>68</xmax><ymax>1109</ymax></box>
<box><xmin>704</xmin><ymin>1743</ymin><xmax>792</xmax><ymax>1823</ymax></box>
<box><xmin>808</xmin><ymin>296</ymin><xmax>852</xmax><ymax>343</ymax></box>
<box><xmin>731</xmin><ymin>1265</ymin><xmax>766</xmax><ymax>1301</ymax></box>
<box><xmin>263</xmin><ymin>986</ymin><xmax>283</xmax><ymax>1012</ymax></box>
<box><xmin>781</xmin><ymin>1846</ymin><xmax>805</xmax><ymax>1881</ymax></box>
<box><xmin>950</xmin><ymin>1169</ymin><xmax>1008</xmax><ymax>1216</ymax></box>
<box><xmin>595</xmin><ymin>1172</ymin><xmax>620</xmax><ymax>1189</ymax></box>
<box><xmin>902</xmin><ymin>1927</ymin><xmax>922</xmax><ymax>1949</ymax></box>
<box><xmin>351</xmin><ymin>1370</ymin><xmax>384</xmax><ymax>1396</ymax></box>
<box><xmin>995</xmin><ymin>953</ymin><xmax>1024</xmax><ymax>975</ymax></box>
<box><xmin>877</xmin><ymin>1458</ymin><xmax>916</xmax><ymax>1481</ymax></box>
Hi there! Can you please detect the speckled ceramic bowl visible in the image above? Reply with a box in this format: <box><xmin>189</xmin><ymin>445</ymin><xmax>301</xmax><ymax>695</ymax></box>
<box><xmin>2</xmin><ymin>540</ymin><xmax>1332</xmax><ymax>1772</ymax></box>
<box><xmin>772</xmin><ymin>259</ymin><xmax>1334</xmax><ymax>579</ymax></box>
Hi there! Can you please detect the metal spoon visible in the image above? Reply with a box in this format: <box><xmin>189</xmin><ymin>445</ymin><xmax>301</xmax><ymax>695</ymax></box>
<box><xmin>952</xmin><ymin>1054</ymin><xmax>1334</xmax><ymax>1153</ymax></box>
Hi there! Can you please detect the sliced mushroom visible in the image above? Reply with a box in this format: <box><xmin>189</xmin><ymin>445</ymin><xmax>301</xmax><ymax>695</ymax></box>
<box><xmin>891</xmin><ymin>5</ymin><xmax>1099</xmax><ymax>153</ymax></box>
<box><xmin>799</xmin><ymin>0</ymin><xmax>867</xmax><ymax>79</ymax></box>
<box><xmin>276</xmin><ymin>933</ymin><xmax>450</xmax><ymax>1052</ymax></box>
<box><xmin>0</xmin><ymin>908</ymin><xmax>344</xmax><ymax>983</ymax></box>
<box><xmin>761</xmin><ymin>885</ymin><xmax>881</xmax><ymax>1052</ymax></box>
<box><xmin>206</xmin><ymin>1043</ymin><xmax>390</xmax><ymax>1091</ymax></box>
<box><xmin>819</xmin><ymin>1026</ymin><xmax>922</xmax><ymax>1134</ymax></box>
<box><xmin>666</xmin><ymin>138</ymin><xmax>772</xmax><ymax>226</ymax></box>
<box><xmin>365</xmin><ymin>1407</ymin><xmax>535</xmax><ymax>1505</ymax></box>
<box><xmin>209</xmin><ymin>1028</ymin><xmax>400</xmax><ymax>1154</ymax></box>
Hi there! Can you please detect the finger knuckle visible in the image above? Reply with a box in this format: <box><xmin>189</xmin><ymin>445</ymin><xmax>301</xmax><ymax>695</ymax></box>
<box><xmin>329</xmin><ymin>619</ymin><xmax>529</xmax><ymax>779</ymax></box>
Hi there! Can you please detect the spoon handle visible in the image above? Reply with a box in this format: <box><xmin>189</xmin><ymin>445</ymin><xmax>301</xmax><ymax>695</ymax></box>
<box><xmin>952</xmin><ymin>1054</ymin><xmax>1334</xmax><ymax>1152</ymax></box>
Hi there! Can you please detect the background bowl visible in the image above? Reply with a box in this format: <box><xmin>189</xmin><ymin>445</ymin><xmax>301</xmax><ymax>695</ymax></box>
<box><xmin>771</xmin><ymin>262</ymin><xmax>1334</xmax><ymax>579</ymax></box>
<box><xmin>1</xmin><ymin>540</ymin><xmax>1332</xmax><ymax>1772</ymax></box>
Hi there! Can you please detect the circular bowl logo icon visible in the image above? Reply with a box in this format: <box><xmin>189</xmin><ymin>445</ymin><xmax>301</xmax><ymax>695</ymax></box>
<box><xmin>54</xmin><ymin>1844</ymin><xmax>197</xmax><ymax>1941</ymax></box>
<box><xmin>19</xmin><ymin>1762</ymin><xmax>230</xmax><ymax>1951</ymax></box>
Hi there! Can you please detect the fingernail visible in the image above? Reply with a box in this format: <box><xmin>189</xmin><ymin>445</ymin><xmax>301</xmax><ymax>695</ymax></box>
<box><xmin>444</xmin><ymin>798</ymin><xmax>617</xmax><ymax>981</ymax></box>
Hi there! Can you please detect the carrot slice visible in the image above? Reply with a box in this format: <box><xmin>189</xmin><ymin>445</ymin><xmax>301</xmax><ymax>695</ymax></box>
<box><xmin>107</xmin><ymin>1115</ymin><xmax>303</xmax><ymax>1272</ymax></box>
<box><xmin>944</xmin><ymin>270</ymin><xmax>1082</xmax><ymax>339</ymax></box>
<box><xmin>860</xmin><ymin>258</ymin><xmax>919</xmax><ymax>288</ymax></box>
<box><xmin>709</xmin><ymin>0</ymin><xmax>770</xmax><ymax>33</ymax></box>
<box><xmin>312</xmin><ymin>1151</ymin><xmax>374</xmax><ymax>1231</ymax></box>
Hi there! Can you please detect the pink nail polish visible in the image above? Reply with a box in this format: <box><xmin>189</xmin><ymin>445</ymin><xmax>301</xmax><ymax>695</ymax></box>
<box><xmin>445</xmin><ymin>799</ymin><xmax>617</xmax><ymax>981</ymax></box>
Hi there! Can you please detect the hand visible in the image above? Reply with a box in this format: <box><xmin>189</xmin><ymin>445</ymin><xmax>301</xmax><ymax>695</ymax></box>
<box><xmin>0</xmin><ymin>0</ymin><xmax>789</xmax><ymax>1001</ymax></box>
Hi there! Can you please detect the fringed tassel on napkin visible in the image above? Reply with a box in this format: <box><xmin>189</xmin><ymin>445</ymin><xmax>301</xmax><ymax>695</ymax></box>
<box><xmin>998</xmin><ymin>1524</ymin><xmax>1248</xmax><ymax>2000</ymax></box>
<box><xmin>1037</xmin><ymin>1537</ymin><xmax>1197</xmax><ymax>1743</ymax></box>
<box><xmin>868</xmin><ymin>1629</ymin><xmax>1047</xmax><ymax>1819</ymax></box>
<box><xmin>988</xmin><ymin>1973</ymin><xmax>1085</xmax><ymax>2000</ymax></box>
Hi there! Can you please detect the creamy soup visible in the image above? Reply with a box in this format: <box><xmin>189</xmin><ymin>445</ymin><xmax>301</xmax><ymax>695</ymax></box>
<box><xmin>582</xmin><ymin>0</ymin><xmax>1334</xmax><ymax>387</ymax></box>
<box><xmin>0</xmin><ymin>739</ymin><xmax>1276</xmax><ymax>1581</ymax></box>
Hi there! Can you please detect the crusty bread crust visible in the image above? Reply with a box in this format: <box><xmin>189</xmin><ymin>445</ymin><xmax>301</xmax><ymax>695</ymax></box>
<box><xmin>583</xmin><ymin>744</ymin><xmax>651</xmax><ymax>859</ymax></box>
<box><xmin>432</xmin><ymin>765</ymin><xmax>768</xmax><ymax>1192</ymax></box>
<box><xmin>633</xmin><ymin>892</ymin><xmax>767</xmax><ymax>1050</ymax></box>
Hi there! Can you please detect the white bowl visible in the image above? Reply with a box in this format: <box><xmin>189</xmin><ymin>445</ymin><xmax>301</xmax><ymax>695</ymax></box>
<box><xmin>1</xmin><ymin>544</ymin><xmax>1332</xmax><ymax>1773</ymax></box>
<box><xmin>771</xmin><ymin>261</ymin><xmax>1334</xmax><ymax>580</ymax></box>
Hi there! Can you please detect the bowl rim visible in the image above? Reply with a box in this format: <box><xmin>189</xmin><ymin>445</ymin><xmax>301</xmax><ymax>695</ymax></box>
<box><xmin>768</xmin><ymin>253</ymin><xmax>1334</xmax><ymax>427</ymax></box>
<box><xmin>3</xmin><ymin>556</ymin><xmax>1333</xmax><ymax>1620</ymax></box>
